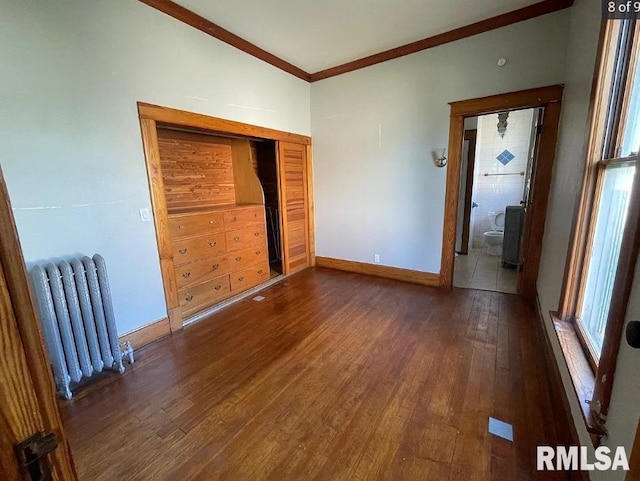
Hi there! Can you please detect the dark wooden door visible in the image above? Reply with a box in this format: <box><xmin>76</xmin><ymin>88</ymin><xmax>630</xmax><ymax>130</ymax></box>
<box><xmin>0</xmin><ymin>166</ymin><xmax>78</xmax><ymax>480</ymax></box>
<box><xmin>459</xmin><ymin>129</ymin><xmax>477</xmax><ymax>255</ymax></box>
<box><xmin>518</xmin><ymin>103</ymin><xmax>559</xmax><ymax>298</ymax></box>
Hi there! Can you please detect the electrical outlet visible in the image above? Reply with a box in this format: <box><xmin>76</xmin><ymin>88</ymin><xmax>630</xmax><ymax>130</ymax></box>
<box><xmin>374</xmin><ymin>254</ymin><xmax>380</xmax><ymax>264</ymax></box>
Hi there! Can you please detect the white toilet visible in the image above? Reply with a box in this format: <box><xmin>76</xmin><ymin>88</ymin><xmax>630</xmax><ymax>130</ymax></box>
<box><xmin>483</xmin><ymin>211</ymin><xmax>505</xmax><ymax>256</ymax></box>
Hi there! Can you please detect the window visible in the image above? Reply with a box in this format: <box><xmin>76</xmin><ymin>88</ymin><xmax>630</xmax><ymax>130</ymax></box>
<box><xmin>559</xmin><ymin>19</ymin><xmax>640</xmax><ymax>433</ymax></box>
<box><xmin>577</xmin><ymin>162</ymin><xmax>635</xmax><ymax>360</ymax></box>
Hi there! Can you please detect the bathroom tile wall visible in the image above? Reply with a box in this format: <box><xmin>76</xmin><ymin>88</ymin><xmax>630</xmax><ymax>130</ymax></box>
<box><xmin>470</xmin><ymin>108</ymin><xmax>535</xmax><ymax>248</ymax></box>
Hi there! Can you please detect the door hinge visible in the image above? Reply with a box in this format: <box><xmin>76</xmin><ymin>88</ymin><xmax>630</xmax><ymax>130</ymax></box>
<box><xmin>15</xmin><ymin>431</ymin><xmax>58</xmax><ymax>481</ymax></box>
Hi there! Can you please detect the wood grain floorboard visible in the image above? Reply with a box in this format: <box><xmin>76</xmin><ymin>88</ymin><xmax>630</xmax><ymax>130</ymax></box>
<box><xmin>59</xmin><ymin>268</ymin><xmax>567</xmax><ymax>480</ymax></box>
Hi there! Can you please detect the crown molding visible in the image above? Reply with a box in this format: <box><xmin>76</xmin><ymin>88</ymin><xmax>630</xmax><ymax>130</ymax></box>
<box><xmin>310</xmin><ymin>0</ymin><xmax>574</xmax><ymax>81</ymax></box>
<box><xmin>138</xmin><ymin>0</ymin><xmax>311</xmax><ymax>81</ymax></box>
<box><xmin>139</xmin><ymin>0</ymin><xmax>574</xmax><ymax>84</ymax></box>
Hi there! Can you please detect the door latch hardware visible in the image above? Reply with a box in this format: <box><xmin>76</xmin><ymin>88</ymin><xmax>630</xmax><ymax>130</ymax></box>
<box><xmin>15</xmin><ymin>431</ymin><xmax>58</xmax><ymax>481</ymax></box>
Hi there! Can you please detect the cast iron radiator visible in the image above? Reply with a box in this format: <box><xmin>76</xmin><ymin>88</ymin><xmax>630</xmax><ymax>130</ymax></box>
<box><xmin>30</xmin><ymin>254</ymin><xmax>134</xmax><ymax>399</ymax></box>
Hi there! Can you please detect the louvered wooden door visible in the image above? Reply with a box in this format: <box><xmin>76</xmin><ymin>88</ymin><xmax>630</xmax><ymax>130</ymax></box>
<box><xmin>278</xmin><ymin>142</ymin><xmax>311</xmax><ymax>274</ymax></box>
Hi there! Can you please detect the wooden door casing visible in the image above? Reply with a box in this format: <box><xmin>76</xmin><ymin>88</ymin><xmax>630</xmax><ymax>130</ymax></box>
<box><xmin>440</xmin><ymin>85</ymin><xmax>564</xmax><ymax>298</ymax></box>
<box><xmin>0</xmin><ymin>166</ymin><xmax>78</xmax><ymax>480</ymax></box>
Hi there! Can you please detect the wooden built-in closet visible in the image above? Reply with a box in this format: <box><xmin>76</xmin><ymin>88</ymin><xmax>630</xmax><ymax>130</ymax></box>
<box><xmin>138</xmin><ymin>103</ymin><xmax>313</xmax><ymax>331</ymax></box>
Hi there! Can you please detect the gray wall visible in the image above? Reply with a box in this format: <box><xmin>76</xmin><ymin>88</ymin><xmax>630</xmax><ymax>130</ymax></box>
<box><xmin>601</xmin><ymin>258</ymin><xmax>640</xmax><ymax>480</ymax></box>
<box><xmin>536</xmin><ymin>0</ymin><xmax>603</xmax><ymax>475</ymax></box>
<box><xmin>538</xmin><ymin>1</ymin><xmax>640</xmax><ymax>479</ymax></box>
<box><xmin>0</xmin><ymin>0</ymin><xmax>310</xmax><ymax>335</ymax></box>
<box><xmin>310</xmin><ymin>11</ymin><xmax>569</xmax><ymax>273</ymax></box>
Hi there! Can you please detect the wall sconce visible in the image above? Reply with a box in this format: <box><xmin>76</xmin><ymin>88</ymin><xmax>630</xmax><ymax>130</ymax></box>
<box><xmin>433</xmin><ymin>148</ymin><xmax>447</xmax><ymax>168</ymax></box>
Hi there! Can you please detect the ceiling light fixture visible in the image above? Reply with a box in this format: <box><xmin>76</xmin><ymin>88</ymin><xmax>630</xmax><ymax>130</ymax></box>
<box><xmin>497</xmin><ymin>112</ymin><xmax>509</xmax><ymax>138</ymax></box>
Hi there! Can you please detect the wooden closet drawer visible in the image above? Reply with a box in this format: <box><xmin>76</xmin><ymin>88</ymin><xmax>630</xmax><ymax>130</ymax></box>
<box><xmin>168</xmin><ymin>212</ymin><xmax>224</xmax><ymax>239</ymax></box>
<box><xmin>228</xmin><ymin>245</ymin><xmax>268</xmax><ymax>272</ymax></box>
<box><xmin>173</xmin><ymin>232</ymin><xmax>226</xmax><ymax>264</ymax></box>
<box><xmin>223</xmin><ymin>205</ymin><xmax>264</xmax><ymax>230</ymax></box>
<box><xmin>230</xmin><ymin>262</ymin><xmax>270</xmax><ymax>292</ymax></box>
<box><xmin>225</xmin><ymin>224</ymin><xmax>266</xmax><ymax>252</ymax></box>
<box><xmin>179</xmin><ymin>275</ymin><xmax>231</xmax><ymax>318</ymax></box>
<box><xmin>174</xmin><ymin>255</ymin><xmax>231</xmax><ymax>289</ymax></box>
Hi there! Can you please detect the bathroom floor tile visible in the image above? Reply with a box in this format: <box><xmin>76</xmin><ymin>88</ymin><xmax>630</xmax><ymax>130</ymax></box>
<box><xmin>453</xmin><ymin>249</ymin><xmax>517</xmax><ymax>294</ymax></box>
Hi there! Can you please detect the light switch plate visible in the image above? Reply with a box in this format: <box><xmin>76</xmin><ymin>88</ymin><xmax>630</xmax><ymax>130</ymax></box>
<box><xmin>139</xmin><ymin>208</ymin><xmax>151</xmax><ymax>222</ymax></box>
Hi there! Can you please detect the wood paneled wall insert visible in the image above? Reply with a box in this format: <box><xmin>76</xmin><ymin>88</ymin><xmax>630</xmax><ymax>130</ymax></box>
<box><xmin>157</xmin><ymin>130</ymin><xmax>236</xmax><ymax>210</ymax></box>
<box><xmin>158</xmin><ymin>128</ymin><xmax>270</xmax><ymax>320</ymax></box>
<box><xmin>138</xmin><ymin>0</ymin><xmax>573</xmax><ymax>82</ymax></box>
<box><xmin>138</xmin><ymin>104</ymin><xmax>313</xmax><ymax>330</ymax></box>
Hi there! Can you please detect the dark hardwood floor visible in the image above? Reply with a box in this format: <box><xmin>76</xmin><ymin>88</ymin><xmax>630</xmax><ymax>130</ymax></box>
<box><xmin>60</xmin><ymin>268</ymin><xmax>566</xmax><ymax>480</ymax></box>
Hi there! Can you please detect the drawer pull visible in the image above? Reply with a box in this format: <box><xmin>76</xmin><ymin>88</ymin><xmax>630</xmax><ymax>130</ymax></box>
<box><xmin>255</xmin><ymin>251</ymin><xmax>260</xmax><ymax>255</ymax></box>
<box><xmin>238</xmin><ymin>276</ymin><xmax>244</xmax><ymax>281</ymax></box>
<box><xmin>254</xmin><ymin>232</ymin><xmax>260</xmax><ymax>237</ymax></box>
<box><xmin>258</xmin><ymin>269</ymin><xmax>263</xmax><ymax>274</ymax></box>
<box><xmin>236</xmin><ymin>256</ymin><xmax>242</xmax><ymax>261</ymax></box>
<box><xmin>185</xmin><ymin>295</ymin><xmax>193</xmax><ymax>302</ymax></box>
<box><xmin>178</xmin><ymin>224</ymin><xmax>185</xmax><ymax>230</ymax></box>
<box><xmin>233</xmin><ymin>216</ymin><xmax>237</xmax><ymax>221</ymax></box>
<box><xmin>208</xmin><ymin>220</ymin><xmax>214</xmax><ymax>224</ymax></box>
<box><xmin>179</xmin><ymin>248</ymin><xmax>187</xmax><ymax>255</ymax></box>
<box><xmin>214</xmin><ymin>285</ymin><xmax>222</xmax><ymax>291</ymax></box>
<box><xmin>234</xmin><ymin>236</ymin><xmax>240</xmax><ymax>241</ymax></box>
<box><xmin>182</xmin><ymin>272</ymin><xmax>191</xmax><ymax>279</ymax></box>
<box><xmin>212</xmin><ymin>263</ymin><xmax>219</xmax><ymax>270</ymax></box>
<box><xmin>209</xmin><ymin>241</ymin><xmax>217</xmax><ymax>247</ymax></box>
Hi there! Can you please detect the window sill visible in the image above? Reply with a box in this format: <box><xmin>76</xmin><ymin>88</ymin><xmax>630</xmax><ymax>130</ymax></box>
<box><xmin>549</xmin><ymin>311</ymin><xmax>603</xmax><ymax>440</ymax></box>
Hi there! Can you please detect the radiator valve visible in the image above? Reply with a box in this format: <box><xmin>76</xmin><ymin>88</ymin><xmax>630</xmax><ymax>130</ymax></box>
<box><xmin>120</xmin><ymin>341</ymin><xmax>135</xmax><ymax>366</ymax></box>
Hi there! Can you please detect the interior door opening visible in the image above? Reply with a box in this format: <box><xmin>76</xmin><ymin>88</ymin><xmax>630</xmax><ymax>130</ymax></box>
<box><xmin>453</xmin><ymin>107</ymin><xmax>543</xmax><ymax>294</ymax></box>
<box><xmin>253</xmin><ymin>140</ymin><xmax>283</xmax><ymax>278</ymax></box>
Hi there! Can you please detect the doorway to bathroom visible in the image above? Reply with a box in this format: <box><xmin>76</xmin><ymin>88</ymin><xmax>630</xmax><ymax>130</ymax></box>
<box><xmin>440</xmin><ymin>85</ymin><xmax>563</xmax><ymax>299</ymax></box>
<box><xmin>453</xmin><ymin>107</ymin><xmax>542</xmax><ymax>294</ymax></box>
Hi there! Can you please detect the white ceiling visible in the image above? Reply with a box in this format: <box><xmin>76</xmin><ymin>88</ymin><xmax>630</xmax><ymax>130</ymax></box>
<box><xmin>173</xmin><ymin>0</ymin><xmax>541</xmax><ymax>73</ymax></box>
